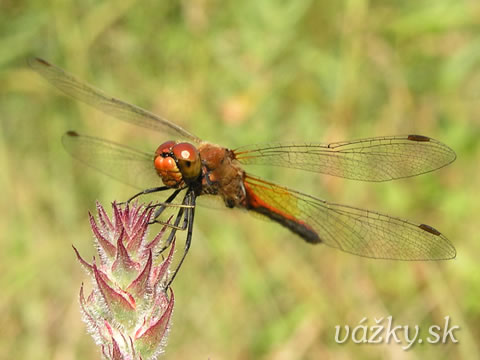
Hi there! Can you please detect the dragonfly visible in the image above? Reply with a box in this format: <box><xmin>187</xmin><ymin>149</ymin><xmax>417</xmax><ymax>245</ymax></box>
<box><xmin>30</xmin><ymin>58</ymin><xmax>457</xmax><ymax>282</ymax></box>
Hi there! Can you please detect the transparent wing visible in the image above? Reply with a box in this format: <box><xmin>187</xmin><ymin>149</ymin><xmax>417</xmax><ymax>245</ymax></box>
<box><xmin>62</xmin><ymin>131</ymin><xmax>165</xmax><ymax>190</ymax></box>
<box><xmin>30</xmin><ymin>57</ymin><xmax>201</xmax><ymax>143</ymax></box>
<box><xmin>235</xmin><ymin>135</ymin><xmax>456</xmax><ymax>182</ymax></box>
<box><xmin>244</xmin><ymin>175</ymin><xmax>456</xmax><ymax>260</ymax></box>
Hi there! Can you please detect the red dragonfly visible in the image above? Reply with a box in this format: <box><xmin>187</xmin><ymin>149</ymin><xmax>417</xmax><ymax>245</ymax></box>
<box><xmin>31</xmin><ymin>58</ymin><xmax>456</xmax><ymax>279</ymax></box>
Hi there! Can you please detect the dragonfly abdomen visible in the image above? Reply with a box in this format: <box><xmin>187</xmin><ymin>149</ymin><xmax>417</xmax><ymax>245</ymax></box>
<box><xmin>243</xmin><ymin>183</ymin><xmax>321</xmax><ymax>244</ymax></box>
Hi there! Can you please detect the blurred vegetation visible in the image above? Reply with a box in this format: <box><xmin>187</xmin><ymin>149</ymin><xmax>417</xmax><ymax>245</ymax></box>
<box><xmin>1</xmin><ymin>0</ymin><xmax>479</xmax><ymax>359</ymax></box>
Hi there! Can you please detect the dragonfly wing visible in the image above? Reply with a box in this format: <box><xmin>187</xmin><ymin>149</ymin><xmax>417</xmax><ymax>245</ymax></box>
<box><xmin>30</xmin><ymin>58</ymin><xmax>201</xmax><ymax>143</ymax></box>
<box><xmin>235</xmin><ymin>135</ymin><xmax>456</xmax><ymax>182</ymax></box>
<box><xmin>243</xmin><ymin>175</ymin><xmax>456</xmax><ymax>260</ymax></box>
<box><xmin>62</xmin><ymin>131</ymin><xmax>164</xmax><ymax>190</ymax></box>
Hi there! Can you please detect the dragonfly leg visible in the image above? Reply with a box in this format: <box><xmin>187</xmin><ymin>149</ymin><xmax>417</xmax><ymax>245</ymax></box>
<box><xmin>155</xmin><ymin>191</ymin><xmax>190</xmax><ymax>254</ymax></box>
<box><xmin>123</xmin><ymin>186</ymin><xmax>171</xmax><ymax>204</ymax></box>
<box><xmin>147</xmin><ymin>189</ymin><xmax>190</xmax><ymax>226</ymax></box>
<box><xmin>149</xmin><ymin>189</ymin><xmax>183</xmax><ymax>222</ymax></box>
<box><xmin>167</xmin><ymin>191</ymin><xmax>196</xmax><ymax>287</ymax></box>
<box><xmin>147</xmin><ymin>203</ymin><xmax>194</xmax><ymax>211</ymax></box>
<box><xmin>152</xmin><ymin>220</ymin><xmax>188</xmax><ymax>231</ymax></box>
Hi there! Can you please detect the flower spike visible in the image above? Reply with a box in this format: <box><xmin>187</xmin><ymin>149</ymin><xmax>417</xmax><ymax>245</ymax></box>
<box><xmin>74</xmin><ymin>202</ymin><xmax>176</xmax><ymax>359</ymax></box>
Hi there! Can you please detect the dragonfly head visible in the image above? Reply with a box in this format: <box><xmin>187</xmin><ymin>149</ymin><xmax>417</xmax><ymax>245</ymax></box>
<box><xmin>154</xmin><ymin>141</ymin><xmax>201</xmax><ymax>187</ymax></box>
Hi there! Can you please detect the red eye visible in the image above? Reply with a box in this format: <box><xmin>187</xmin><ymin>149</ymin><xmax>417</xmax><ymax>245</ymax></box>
<box><xmin>172</xmin><ymin>142</ymin><xmax>201</xmax><ymax>181</ymax></box>
<box><xmin>172</xmin><ymin>143</ymin><xmax>199</xmax><ymax>162</ymax></box>
<box><xmin>155</xmin><ymin>140</ymin><xmax>176</xmax><ymax>156</ymax></box>
<box><xmin>154</xmin><ymin>156</ymin><xmax>177</xmax><ymax>172</ymax></box>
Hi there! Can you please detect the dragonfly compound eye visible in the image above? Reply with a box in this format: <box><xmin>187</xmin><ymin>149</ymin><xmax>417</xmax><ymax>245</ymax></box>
<box><xmin>173</xmin><ymin>142</ymin><xmax>201</xmax><ymax>181</ymax></box>
<box><xmin>154</xmin><ymin>153</ymin><xmax>183</xmax><ymax>187</ymax></box>
<box><xmin>155</xmin><ymin>140</ymin><xmax>176</xmax><ymax>156</ymax></box>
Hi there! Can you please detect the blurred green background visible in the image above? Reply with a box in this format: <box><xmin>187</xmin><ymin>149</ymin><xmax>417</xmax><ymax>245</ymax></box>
<box><xmin>1</xmin><ymin>0</ymin><xmax>479</xmax><ymax>359</ymax></box>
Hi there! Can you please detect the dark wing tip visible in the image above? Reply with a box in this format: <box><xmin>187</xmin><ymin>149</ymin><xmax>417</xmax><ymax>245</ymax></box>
<box><xmin>419</xmin><ymin>223</ymin><xmax>441</xmax><ymax>236</ymax></box>
<box><xmin>407</xmin><ymin>134</ymin><xmax>431</xmax><ymax>142</ymax></box>
<box><xmin>28</xmin><ymin>57</ymin><xmax>51</xmax><ymax>68</ymax></box>
<box><xmin>418</xmin><ymin>224</ymin><xmax>457</xmax><ymax>260</ymax></box>
<box><xmin>62</xmin><ymin>131</ymin><xmax>80</xmax><ymax>153</ymax></box>
<box><xmin>408</xmin><ymin>134</ymin><xmax>457</xmax><ymax>165</ymax></box>
<box><xmin>65</xmin><ymin>130</ymin><xmax>79</xmax><ymax>137</ymax></box>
